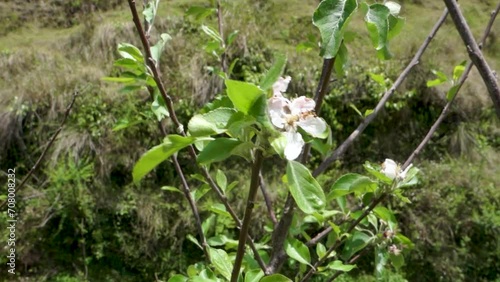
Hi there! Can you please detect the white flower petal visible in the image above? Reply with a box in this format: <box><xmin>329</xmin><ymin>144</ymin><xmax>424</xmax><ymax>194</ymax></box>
<box><xmin>296</xmin><ymin>116</ymin><xmax>327</xmax><ymax>138</ymax></box>
<box><xmin>268</xmin><ymin>96</ymin><xmax>289</xmax><ymax>128</ymax></box>
<box><xmin>284</xmin><ymin>131</ymin><xmax>304</xmax><ymax>160</ymax></box>
<box><xmin>290</xmin><ymin>96</ymin><xmax>315</xmax><ymax>115</ymax></box>
<box><xmin>272</xmin><ymin>76</ymin><xmax>291</xmax><ymax>96</ymax></box>
<box><xmin>381</xmin><ymin>159</ymin><xmax>398</xmax><ymax>180</ymax></box>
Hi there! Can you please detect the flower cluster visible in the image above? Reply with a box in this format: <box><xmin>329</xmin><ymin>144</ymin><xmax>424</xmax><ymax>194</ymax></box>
<box><xmin>267</xmin><ymin>76</ymin><xmax>327</xmax><ymax>160</ymax></box>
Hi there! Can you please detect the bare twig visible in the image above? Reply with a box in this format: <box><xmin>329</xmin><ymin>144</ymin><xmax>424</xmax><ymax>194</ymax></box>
<box><xmin>266</xmin><ymin>58</ymin><xmax>336</xmax><ymax>274</ymax></box>
<box><xmin>126</xmin><ymin>0</ymin><xmax>267</xmax><ymax>270</ymax></box>
<box><xmin>259</xmin><ymin>172</ymin><xmax>277</xmax><ymax>225</ymax></box>
<box><xmin>231</xmin><ymin>150</ymin><xmax>264</xmax><ymax>282</ymax></box>
<box><xmin>443</xmin><ymin>0</ymin><xmax>500</xmax><ymax>118</ymax></box>
<box><xmin>404</xmin><ymin>1</ymin><xmax>500</xmax><ymax>169</ymax></box>
<box><xmin>0</xmin><ymin>92</ymin><xmax>77</xmax><ymax>210</ymax></box>
<box><xmin>313</xmin><ymin>9</ymin><xmax>449</xmax><ymax>177</ymax></box>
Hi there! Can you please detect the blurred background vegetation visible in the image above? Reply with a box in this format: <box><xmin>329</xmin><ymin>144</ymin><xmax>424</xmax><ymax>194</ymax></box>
<box><xmin>0</xmin><ymin>0</ymin><xmax>499</xmax><ymax>281</ymax></box>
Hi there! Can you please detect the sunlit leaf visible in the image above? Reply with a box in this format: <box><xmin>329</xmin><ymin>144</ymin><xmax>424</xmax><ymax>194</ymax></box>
<box><xmin>284</xmin><ymin>238</ymin><xmax>311</xmax><ymax>266</ymax></box>
<box><xmin>313</xmin><ymin>0</ymin><xmax>358</xmax><ymax>58</ymax></box>
<box><xmin>133</xmin><ymin>135</ymin><xmax>196</xmax><ymax>183</ymax></box>
<box><xmin>208</xmin><ymin>247</ymin><xmax>232</xmax><ymax>281</ymax></box>
<box><xmin>286</xmin><ymin>161</ymin><xmax>326</xmax><ymax>214</ymax></box>
<box><xmin>259</xmin><ymin>53</ymin><xmax>287</xmax><ymax>91</ymax></box>
<box><xmin>225</xmin><ymin>80</ymin><xmax>263</xmax><ymax>114</ymax></box>
<box><xmin>188</xmin><ymin>107</ymin><xmax>237</xmax><ymax>137</ymax></box>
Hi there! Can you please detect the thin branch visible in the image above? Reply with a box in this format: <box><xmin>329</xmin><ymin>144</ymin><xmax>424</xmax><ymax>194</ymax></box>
<box><xmin>313</xmin><ymin>9</ymin><xmax>449</xmax><ymax>177</ymax></box>
<box><xmin>266</xmin><ymin>58</ymin><xmax>336</xmax><ymax>274</ymax></box>
<box><xmin>259</xmin><ymin>172</ymin><xmax>277</xmax><ymax>225</ymax></box>
<box><xmin>231</xmin><ymin>150</ymin><xmax>264</xmax><ymax>282</ymax></box>
<box><xmin>127</xmin><ymin>0</ymin><xmax>267</xmax><ymax>270</ymax></box>
<box><xmin>404</xmin><ymin>1</ymin><xmax>500</xmax><ymax>169</ymax></box>
<box><xmin>300</xmin><ymin>194</ymin><xmax>387</xmax><ymax>281</ymax></box>
<box><xmin>443</xmin><ymin>0</ymin><xmax>500</xmax><ymax>118</ymax></box>
<box><xmin>0</xmin><ymin>92</ymin><xmax>77</xmax><ymax>210</ymax></box>
<box><xmin>127</xmin><ymin>0</ymin><xmax>211</xmax><ymax>261</ymax></box>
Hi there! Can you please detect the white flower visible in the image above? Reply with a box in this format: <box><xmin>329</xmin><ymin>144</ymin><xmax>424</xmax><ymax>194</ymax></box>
<box><xmin>381</xmin><ymin>159</ymin><xmax>412</xmax><ymax>181</ymax></box>
<box><xmin>268</xmin><ymin>77</ymin><xmax>327</xmax><ymax>160</ymax></box>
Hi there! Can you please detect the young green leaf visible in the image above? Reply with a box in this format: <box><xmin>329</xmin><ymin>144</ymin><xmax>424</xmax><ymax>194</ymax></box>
<box><xmin>259</xmin><ymin>53</ymin><xmax>287</xmax><ymax>91</ymax></box>
<box><xmin>225</xmin><ymin>80</ymin><xmax>263</xmax><ymax>114</ymax></box>
<box><xmin>133</xmin><ymin>135</ymin><xmax>196</xmax><ymax>183</ymax></box>
<box><xmin>326</xmin><ymin>260</ymin><xmax>357</xmax><ymax>272</ymax></box>
<box><xmin>313</xmin><ymin>0</ymin><xmax>358</xmax><ymax>58</ymax></box>
<box><xmin>167</xmin><ymin>274</ymin><xmax>188</xmax><ymax>282</ymax></box>
<box><xmin>426</xmin><ymin>70</ymin><xmax>448</xmax><ymax>87</ymax></box>
<box><xmin>197</xmin><ymin>138</ymin><xmax>244</xmax><ymax>164</ymax></box>
<box><xmin>334</xmin><ymin>42</ymin><xmax>349</xmax><ymax>76</ymax></box>
<box><xmin>150</xmin><ymin>33</ymin><xmax>171</xmax><ymax>65</ymax></box>
<box><xmin>373</xmin><ymin>206</ymin><xmax>397</xmax><ymax>231</ymax></box>
<box><xmin>341</xmin><ymin>231</ymin><xmax>373</xmax><ymax>260</ymax></box>
<box><xmin>452</xmin><ymin>61</ymin><xmax>467</xmax><ymax>81</ymax></box>
<box><xmin>244</xmin><ymin>269</ymin><xmax>264</xmax><ymax>282</ymax></box>
<box><xmin>185</xmin><ymin>6</ymin><xmax>216</xmax><ymax>22</ymax></box>
<box><xmin>389</xmin><ymin>252</ymin><xmax>405</xmax><ymax>269</ymax></box>
<box><xmin>208</xmin><ymin>247</ymin><xmax>232</xmax><ymax>281</ymax></box>
<box><xmin>260</xmin><ymin>274</ymin><xmax>292</xmax><ymax>282</ymax></box>
<box><xmin>201</xmin><ymin>25</ymin><xmax>223</xmax><ymax>43</ymax></box>
<box><xmin>216</xmin><ymin>169</ymin><xmax>227</xmax><ymax>192</ymax></box>
<box><xmin>284</xmin><ymin>238</ymin><xmax>312</xmax><ymax>266</ymax></box>
<box><xmin>118</xmin><ymin>43</ymin><xmax>144</xmax><ymax>62</ymax></box>
<box><xmin>286</xmin><ymin>161</ymin><xmax>326</xmax><ymax>214</ymax></box>
<box><xmin>364</xmin><ymin>3</ymin><xmax>392</xmax><ymax>59</ymax></box>
<box><xmin>328</xmin><ymin>173</ymin><xmax>377</xmax><ymax>200</ymax></box>
<box><xmin>188</xmin><ymin>107</ymin><xmax>237</xmax><ymax>137</ymax></box>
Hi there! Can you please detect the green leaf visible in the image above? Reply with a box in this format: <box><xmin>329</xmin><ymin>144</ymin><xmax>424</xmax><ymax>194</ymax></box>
<box><xmin>113</xmin><ymin>58</ymin><xmax>144</xmax><ymax>71</ymax></box>
<box><xmin>284</xmin><ymin>238</ymin><xmax>311</xmax><ymax>266</ymax></box>
<box><xmin>248</xmin><ymin>94</ymin><xmax>271</xmax><ymax>127</ymax></box>
<box><xmin>197</xmin><ymin>138</ymin><xmax>245</xmax><ymax>164</ymax></box>
<box><xmin>286</xmin><ymin>161</ymin><xmax>326</xmax><ymax>214</ymax></box>
<box><xmin>201</xmin><ymin>25</ymin><xmax>223</xmax><ymax>43</ymax></box>
<box><xmin>245</xmin><ymin>269</ymin><xmax>265</xmax><ymax>282</ymax></box>
<box><xmin>208</xmin><ymin>247</ymin><xmax>232</xmax><ymax>281</ymax></box>
<box><xmin>227</xmin><ymin>30</ymin><xmax>239</xmax><ymax>46</ymax></box>
<box><xmin>102</xmin><ymin>77</ymin><xmax>136</xmax><ymax>84</ymax></box>
<box><xmin>389</xmin><ymin>253</ymin><xmax>405</xmax><ymax>269</ymax></box>
<box><xmin>207</xmin><ymin>203</ymin><xmax>231</xmax><ymax>218</ymax></box>
<box><xmin>446</xmin><ymin>85</ymin><xmax>460</xmax><ymax>101</ymax></box>
<box><xmin>364</xmin><ymin>109</ymin><xmax>374</xmax><ymax>117</ymax></box>
<box><xmin>185</xmin><ymin>6</ymin><xmax>216</xmax><ymax>21</ymax></box>
<box><xmin>327</xmin><ymin>260</ymin><xmax>357</xmax><ymax>272</ymax></box>
<box><xmin>161</xmin><ymin>186</ymin><xmax>182</xmax><ymax>193</ymax></box>
<box><xmin>260</xmin><ymin>274</ymin><xmax>292</xmax><ymax>282</ymax></box>
<box><xmin>364</xmin><ymin>4</ymin><xmax>392</xmax><ymax>60</ymax></box>
<box><xmin>394</xmin><ymin>233</ymin><xmax>414</xmax><ymax>249</ymax></box>
<box><xmin>373</xmin><ymin>206</ymin><xmax>397</xmax><ymax>231</ymax></box>
<box><xmin>349</xmin><ymin>103</ymin><xmax>363</xmax><ymax>117</ymax></box>
<box><xmin>426</xmin><ymin>70</ymin><xmax>448</xmax><ymax>87</ymax></box>
<box><xmin>133</xmin><ymin>135</ymin><xmax>196</xmax><ymax>183</ymax></box>
<box><xmin>259</xmin><ymin>53</ymin><xmax>287</xmax><ymax>91</ymax></box>
<box><xmin>313</xmin><ymin>0</ymin><xmax>358</xmax><ymax>59</ymax></box>
<box><xmin>188</xmin><ymin>108</ymin><xmax>237</xmax><ymax>137</ymax></box>
<box><xmin>167</xmin><ymin>274</ymin><xmax>188</xmax><ymax>282</ymax></box>
<box><xmin>151</xmin><ymin>91</ymin><xmax>169</xmax><ymax>121</ymax></box>
<box><xmin>341</xmin><ymin>231</ymin><xmax>372</xmax><ymax>260</ymax></box>
<box><xmin>150</xmin><ymin>33</ymin><xmax>171</xmax><ymax>65</ymax></box>
<box><xmin>369</xmin><ymin>72</ymin><xmax>386</xmax><ymax>87</ymax></box>
<box><xmin>375</xmin><ymin>246</ymin><xmax>389</xmax><ymax>279</ymax></box>
<box><xmin>187</xmin><ymin>234</ymin><xmax>202</xmax><ymax>250</ymax></box>
<box><xmin>387</xmin><ymin>14</ymin><xmax>405</xmax><ymax>40</ymax></box>
<box><xmin>453</xmin><ymin>61</ymin><xmax>467</xmax><ymax>81</ymax></box>
<box><xmin>216</xmin><ymin>169</ymin><xmax>227</xmax><ymax>192</ymax></box>
<box><xmin>328</xmin><ymin>173</ymin><xmax>376</xmax><ymax>201</ymax></box>
<box><xmin>143</xmin><ymin>0</ymin><xmax>159</xmax><ymax>24</ymax></box>
<box><xmin>316</xmin><ymin>243</ymin><xmax>327</xmax><ymax>258</ymax></box>
<box><xmin>363</xmin><ymin>162</ymin><xmax>393</xmax><ymax>184</ymax></box>
<box><xmin>334</xmin><ymin>42</ymin><xmax>349</xmax><ymax>76</ymax></box>
<box><xmin>225</xmin><ymin>80</ymin><xmax>263</xmax><ymax>114</ymax></box>
<box><xmin>118</xmin><ymin>43</ymin><xmax>144</xmax><ymax>62</ymax></box>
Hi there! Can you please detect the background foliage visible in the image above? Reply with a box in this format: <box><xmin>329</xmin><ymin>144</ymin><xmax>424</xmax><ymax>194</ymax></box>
<box><xmin>0</xmin><ymin>0</ymin><xmax>499</xmax><ymax>281</ymax></box>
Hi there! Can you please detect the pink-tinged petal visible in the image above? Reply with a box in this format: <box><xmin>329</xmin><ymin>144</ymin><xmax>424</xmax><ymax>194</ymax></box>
<box><xmin>272</xmin><ymin>76</ymin><xmax>292</xmax><ymax>96</ymax></box>
<box><xmin>296</xmin><ymin>116</ymin><xmax>327</xmax><ymax>137</ymax></box>
<box><xmin>290</xmin><ymin>96</ymin><xmax>315</xmax><ymax>115</ymax></box>
<box><xmin>381</xmin><ymin>159</ymin><xmax>398</xmax><ymax>180</ymax></box>
<box><xmin>284</xmin><ymin>131</ymin><xmax>304</xmax><ymax>160</ymax></box>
